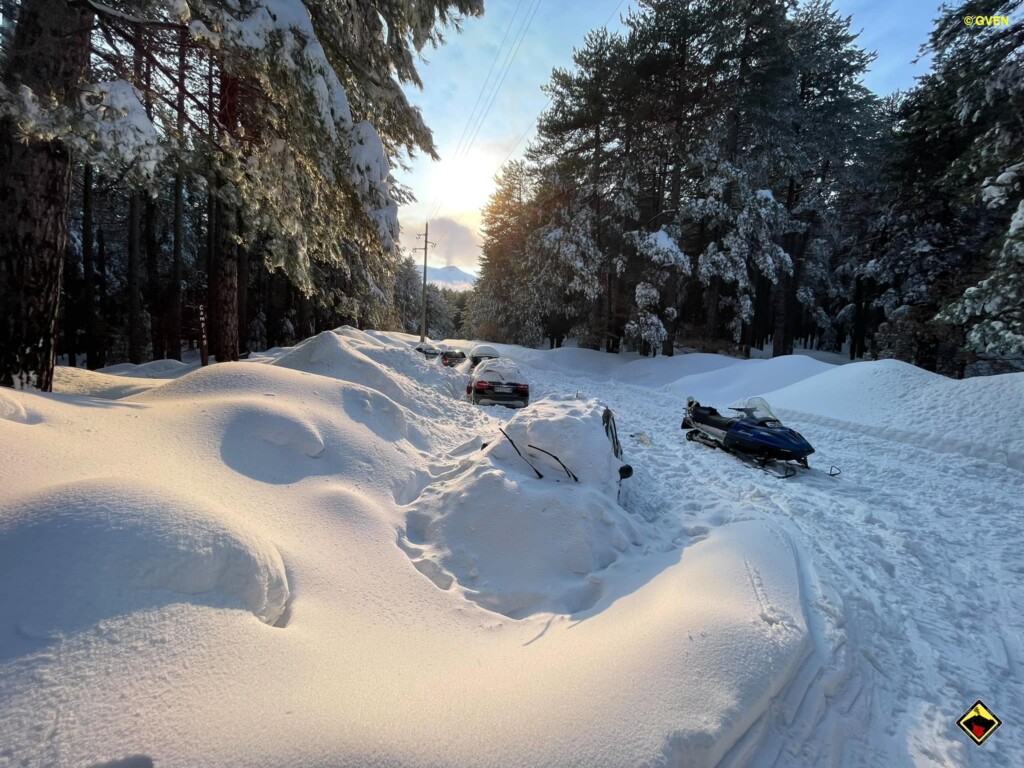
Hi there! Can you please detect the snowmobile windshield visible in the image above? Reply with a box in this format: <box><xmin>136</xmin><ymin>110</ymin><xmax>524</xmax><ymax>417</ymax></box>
<box><xmin>737</xmin><ymin>397</ymin><xmax>780</xmax><ymax>422</ymax></box>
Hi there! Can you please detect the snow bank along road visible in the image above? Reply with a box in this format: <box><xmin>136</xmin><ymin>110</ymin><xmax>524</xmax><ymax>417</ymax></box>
<box><xmin>513</xmin><ymin>345</ymin><xmax>1024</xmax><ymax>768</ymax></box>
<box><xmin>0</xmin><ymin>328</ymin><xmax>1021</xmax><ymax>768</ymax></box>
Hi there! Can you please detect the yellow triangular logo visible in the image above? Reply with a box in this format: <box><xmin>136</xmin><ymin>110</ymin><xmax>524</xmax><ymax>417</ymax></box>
<box><xmin>956</xmin><ymin>700</ymin><xmax>1002</xmax><ymax>746</ymax></box>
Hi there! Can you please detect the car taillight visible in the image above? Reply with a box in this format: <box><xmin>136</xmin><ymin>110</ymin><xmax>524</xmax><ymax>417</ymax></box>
<box><xmin>475</xmin><ymin>380</ymin><xmax>490</xmax><ymax>390</ymax></box>
<box><xmin>516</xmin><ymin>383</ymin><xmax>529</xmax><ymax>393</ymax></box>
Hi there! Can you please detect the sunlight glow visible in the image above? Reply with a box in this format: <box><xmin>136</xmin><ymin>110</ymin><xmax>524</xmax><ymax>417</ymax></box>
<box><xmin>427</xmin><ymin>148</ymin><xmax>500</xmax><ymax>215</ymax></box>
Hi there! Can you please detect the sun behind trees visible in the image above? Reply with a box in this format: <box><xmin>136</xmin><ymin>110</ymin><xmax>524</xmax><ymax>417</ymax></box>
<box><xmin>0</xmin><ymin>0</ymin><xmax>482</xmax><ymax>390</ymax></box>
<box><xmin>469</xmin><ymin>0</ymin><xmax>1023</xmax><ymax>374</ymax></box>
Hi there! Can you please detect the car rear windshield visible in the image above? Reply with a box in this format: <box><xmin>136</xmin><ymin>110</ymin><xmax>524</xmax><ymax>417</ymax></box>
<box><xmin>476</xmin><ymin>360</ymin><xmax>523</xmax><ymax>382</ymax></box>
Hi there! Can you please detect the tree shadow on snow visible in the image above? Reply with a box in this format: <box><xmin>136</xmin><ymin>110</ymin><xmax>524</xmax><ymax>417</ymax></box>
<box><xmin>86</xmin><ymin>757</ymin><xmax>155</xmax><ymax>768</ymax></box>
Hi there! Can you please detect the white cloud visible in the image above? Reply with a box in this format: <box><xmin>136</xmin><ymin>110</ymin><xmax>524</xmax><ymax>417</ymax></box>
<box><xmin>399</xmin><ymin>216</ymin><xmax>482</xmax><ymax>272</ymax></box>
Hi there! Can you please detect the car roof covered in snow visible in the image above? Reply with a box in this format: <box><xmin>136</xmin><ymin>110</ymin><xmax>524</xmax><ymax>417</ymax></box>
<box><xmin>473</xmin><ymin>358</ymin><xmax>524</xmax><ymax>382</ymax></box>
<box><xmin>470</xmin><ymin>344</ymin><xmax>500</xmax><ymax>357</ymax></box>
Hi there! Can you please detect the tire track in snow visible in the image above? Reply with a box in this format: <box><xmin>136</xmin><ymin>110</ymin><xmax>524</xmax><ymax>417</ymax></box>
<box><xmin>701</xmin><ymin>420</ymin><xmax>1023</xmax><ymax>768</ymax></box>
<box><xmin>774</xmin><ymin>407</ymin><xmax>1024</xmax><ymax>473</ymax></box>
<box><xmin>522</xmin><ymin>359</ymin><xmax>1023</xmax><ymax>767</ymax></box>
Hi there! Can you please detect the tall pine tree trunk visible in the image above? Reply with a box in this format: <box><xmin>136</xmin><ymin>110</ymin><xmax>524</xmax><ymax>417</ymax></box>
<box><xmin>206</xmin><ymin>181</ymin><xmax>219</xmax><ymax>355</ymax></box>
<box><xmin>0</xmin><ymin>0</ymin><xmax>92</xmax><ymax>389</ymax></box>
<box><xmin>785</xmin><ymin>229</ymin><xmax>811</xmax><ymax>356</ymax></box>
<box><xmin>127</xmin><ymin>193</ymin><xmax>145</xmax><ymax>363</ymax></box>
<box><xmin>210</xmin><ymin>71</ymin><xmax>241</xmax><ymax>362</ymax></box>
<box><xmin>772</xmin><ymin>177</ymin><xmax>799</xmax><ymax>358</ymax></box>
<box><xmin>237</xmin><ymin>212</ymin><xmax>248</xmax><ymax>353</ymax></box>
<box><xmin>297</xmin><ymin>289</ymin><xmax>312</xmax><ymax>340</ymax></box>
<box><xmin>772</xmin><ymin>268</ymin><xmax>789</xmax><ymax>358</ymax></box>
<box><xmin>142</xmin><ymin>48</ymin><xmax>162</xmax><ymax>360</ymax></box>
<box><xmin>168</xmin><ymin>29</ymin><xmax>187</xmax><ymax>361</ymax></box>
<box><xmin>212</xmin><ymin>194</ymin><xmax>239</xmax><ymax>362</ymax></box>
<box><xmin>168</xmin><ymin>172</ymin><xmax>184</xmax><ymax>360</ymax></box>
<box><xmin>851</xmin><ymin>276</ymin><xmax>866</xmax><ymax>360</ymax></box>
<box><xmin>62</xmin><ymin>236</ymin><xmax>78</xmax><ymax>368</ymax></box>
<box><xmin>145</xmin><ymin>196</ymin><xmax>161</xmax><ymax>359</ymax></box>
<box><xmin>82</xmin><ymin>163</ymin><xmax>100</xmax><ymax>369</ymax></box>
<box><xmin>704</xmin><ymin>278</ymin><xmax>720</xmax><ymax>341</ymax></box>
<box><xmin>96</xmin><ymin>226</ymin><xmax>108</xmax><ymax>367</ymax></box>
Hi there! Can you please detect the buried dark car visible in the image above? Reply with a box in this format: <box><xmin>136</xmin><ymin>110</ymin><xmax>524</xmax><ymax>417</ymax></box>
<box><xmin>396</xmin><ymin>395</ymin><xmax>639</xmax><ymax>618</ymax></box>
<box><xmin>466</xmin><ymin>358</ymin><xmax>529</xmax><ymax>408</ymax></box>
<box><xmin>439</xmin><ymin>349</ymin><xmax>467</xmax><ymax>367</ymax></box>
<box><xmin>414</xmin><ymin>342</ymin><xmax>441</xmax><ymax>359</ymax></box>
<box><xmin>468</xmin><ymin>343</ymin><xmax>500</xmax><ymax>367</ymax></box>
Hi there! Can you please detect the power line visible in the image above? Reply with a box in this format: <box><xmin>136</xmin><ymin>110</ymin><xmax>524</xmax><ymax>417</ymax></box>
<box><xmin>497</xmin><ymin>96</ymin><xmax>551</xmax><ymax>169</ymax></box>
<box><xmin>427</xmin><ymin>0</ymin><xmax>527</xmax><ymax>222</ymax></box>
<box><xmin>604</xmin><ymin>0</ymin><xmax>628</xmax><ymax>27</ymax></box>
<box><xmin>474</xmin><ymin>0</ymin><xmax>625</xmax><ymax>191</ymax></box>
<box><xmin>455</xmin><ymin>0</ymin><xmax>544</xmax><ymax>166</ymax></box>
<box><xmin>429</xmin><ymin>0</ymin><xmax>633</xmax><ymax>254</ymax></box>
<box><xmin>427</xmin><ymin>0</ymin><xmax>544</xmax><ymax>223</ymax></box>
<box><xmin>449</xmin><ymin>0</ymin><xmax>527</xmax><ymax>165</ymax></box>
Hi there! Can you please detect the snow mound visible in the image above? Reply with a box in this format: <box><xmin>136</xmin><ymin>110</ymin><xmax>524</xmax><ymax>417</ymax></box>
<box><xmin>109</xmin><ymin>335</ymin><xmax>408</xmax><ymax>414</ymax></box>
<box><xmin>613</xmin><ymin>351</ymin><xmax>746</xmax><ymax>388</ymax></box>
<box><xmin>127</xmin><ymin>362</ymin><xmax>436</xmax><ymax>496</ymax></box>
<box><xmin>271</xmin><ymin>330</ymin><xmax>459</xmax><ymax>411</ymax></box>
<box><xmin>217</xmin><ymin>398</ymin><xmax>334</xmax><ymax>482</ymax></box>
<box><xmin>52</xmin><ymin>366</ymin><xmax>160</xmax><ymax>399</ymax></box>
<box><xmin>98</xmin><ymin>358</ymin><xmax>196</xmax><ymax>379</ymax></box>
<box><xmin>0</xmin><ymin>389</ymin><xmax>34</xmax><ymax>424</ymax></box>
<box><xmin>663</xmin><ymin>354</ymin><xmax>835</xmax><ymax>406</ymax></box>
<box><xmin>352</xmin><ymin>338</ymin><xmax>467</xmax><ymax>399</ymax></box>
<box><xmin>126</xmin><ymin>358</ymin><xmax>325</xmax><ymax>404</ymax></box>
<box><xmin>507</xmin><ymin>345</ymin><xmax>632</xmax><ymax>376</ymax></box>
<box><xmin>764</xmin><ymin>359</ymin><xmax>1024</xmax><ymax>468</ymax></box>
<box><xmin>0</xmin><ymin>480</ymin><xmax>290</xmax><ymax>652</ymax></box>
<box><xmin>400</xmin><ymin>398</ymin><xmax>644</xmax><ymax>618</ymax></box>
<box><xmin>332</xmin><ymin>324</ymin><xmax>388</xmax><ymax>347</ymax></box>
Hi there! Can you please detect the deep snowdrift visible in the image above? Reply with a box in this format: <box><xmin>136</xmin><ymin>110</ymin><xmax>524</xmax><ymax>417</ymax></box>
<box><xmin>764</xmin><ymin>358</ymin><xmax>1024</xmax><ymax>469</ymax></box>
<box><xmin>399</xmin><ymin>396</ymin><xmax>646</xmax><ymax>618</ymax></box>
<box><xmin>0</xmin><ymin>480</ymin><xmax>290</xmax><ymax>650</ymax></box>
<box><xmin>2</xmin><ymin>334</ymin><xmax>1021</xmax><ymax>767</ymax></box>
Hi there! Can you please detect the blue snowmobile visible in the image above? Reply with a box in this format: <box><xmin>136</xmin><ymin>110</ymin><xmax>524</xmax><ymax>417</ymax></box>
<box><xmin>681</xmin><ymin>396</ymin><xmax>822</xmax><ymax>478</ymax></box>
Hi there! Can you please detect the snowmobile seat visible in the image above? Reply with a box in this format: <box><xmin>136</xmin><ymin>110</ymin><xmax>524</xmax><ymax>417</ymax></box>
<box><xmin>692</xmin><ymin>405</ymin><xmax>735</xmax><ymax>432</ymax></box>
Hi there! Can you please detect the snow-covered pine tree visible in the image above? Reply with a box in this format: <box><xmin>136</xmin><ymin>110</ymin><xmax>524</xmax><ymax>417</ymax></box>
<box><xmin>770</xmin><ymin>0</ymin><xmax>877</xmax><ymax>356</ymax></box>
<box><xmin>0</xmin><ymin>0</ymin><xmax>483</xmax><ymax>386</ymax></box>
<box><xmin>425</xmin><ymin>284</ymin><xmax>456</xmax><ymax>340</ymax></box>
<box><xmin>0</xmin><ymin>0</ymin><xmax>93</xmax><ymax>388</ymax></box>
<box><xmin>935</xmin><ymin>1</ymin><xmax>1024</xmax><ymax>360</ymax></box>
<box><xmin>473</xmin><ymin>160</ymin><xmax>539</xmax><ymax>344</ymax></box>
<box><xmin>861</xmin><ymin>2</ymin><xmax>1018</xmax><ymax>371</ymax></box>
<box><xmin>393</xmin><ymin>255</ymin><xmax>425</xmax><ymax>335</ymax></box>
<box><xmin>531</xmin><ymin>28</ymin><xmax>628</xmax><ymax>350</ymax></box>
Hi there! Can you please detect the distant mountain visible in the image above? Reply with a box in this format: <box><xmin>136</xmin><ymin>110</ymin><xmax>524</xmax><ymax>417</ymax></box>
<box><xmin>426</xmin><ymin>265</ymin><xmax>476</xmax><ymax>292</ymax></box>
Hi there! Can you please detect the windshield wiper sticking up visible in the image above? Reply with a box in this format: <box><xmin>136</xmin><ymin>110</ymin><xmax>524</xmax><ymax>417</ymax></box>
<box><xmin>527</xmin><ymin>444</ymin><xmax>578</xmax><ymax>482</ymax></box>
<box><xmin>498</xmin><ymin>428</ymin><xmax>543</xmax><ymax>479</ymax></box>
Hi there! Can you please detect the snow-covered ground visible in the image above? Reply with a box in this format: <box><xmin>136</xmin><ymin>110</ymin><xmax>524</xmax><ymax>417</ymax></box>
<box><xmin>1</xmin><ymin>331</ymin><xmax>1021</xmax><ymax>767</ymax></box>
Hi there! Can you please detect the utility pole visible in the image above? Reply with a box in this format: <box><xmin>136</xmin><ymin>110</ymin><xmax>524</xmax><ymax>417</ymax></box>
<box><xmin>416</xmin><ymin>222</ymin><xmax>435</xmax><ymax>342</ymax></box>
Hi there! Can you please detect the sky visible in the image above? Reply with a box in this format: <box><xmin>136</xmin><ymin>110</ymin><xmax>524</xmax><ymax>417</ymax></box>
<box><xmin>395</xmin><ymin>0</ymin><xmax>946</xmax><ymax>274</ymax></box>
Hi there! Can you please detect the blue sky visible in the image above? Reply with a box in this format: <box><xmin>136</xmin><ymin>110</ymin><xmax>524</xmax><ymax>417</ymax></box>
<box><xmin>396</xmin><ymin>0</ymin><xmax>945</xmax><ymax>273</ymax></box>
